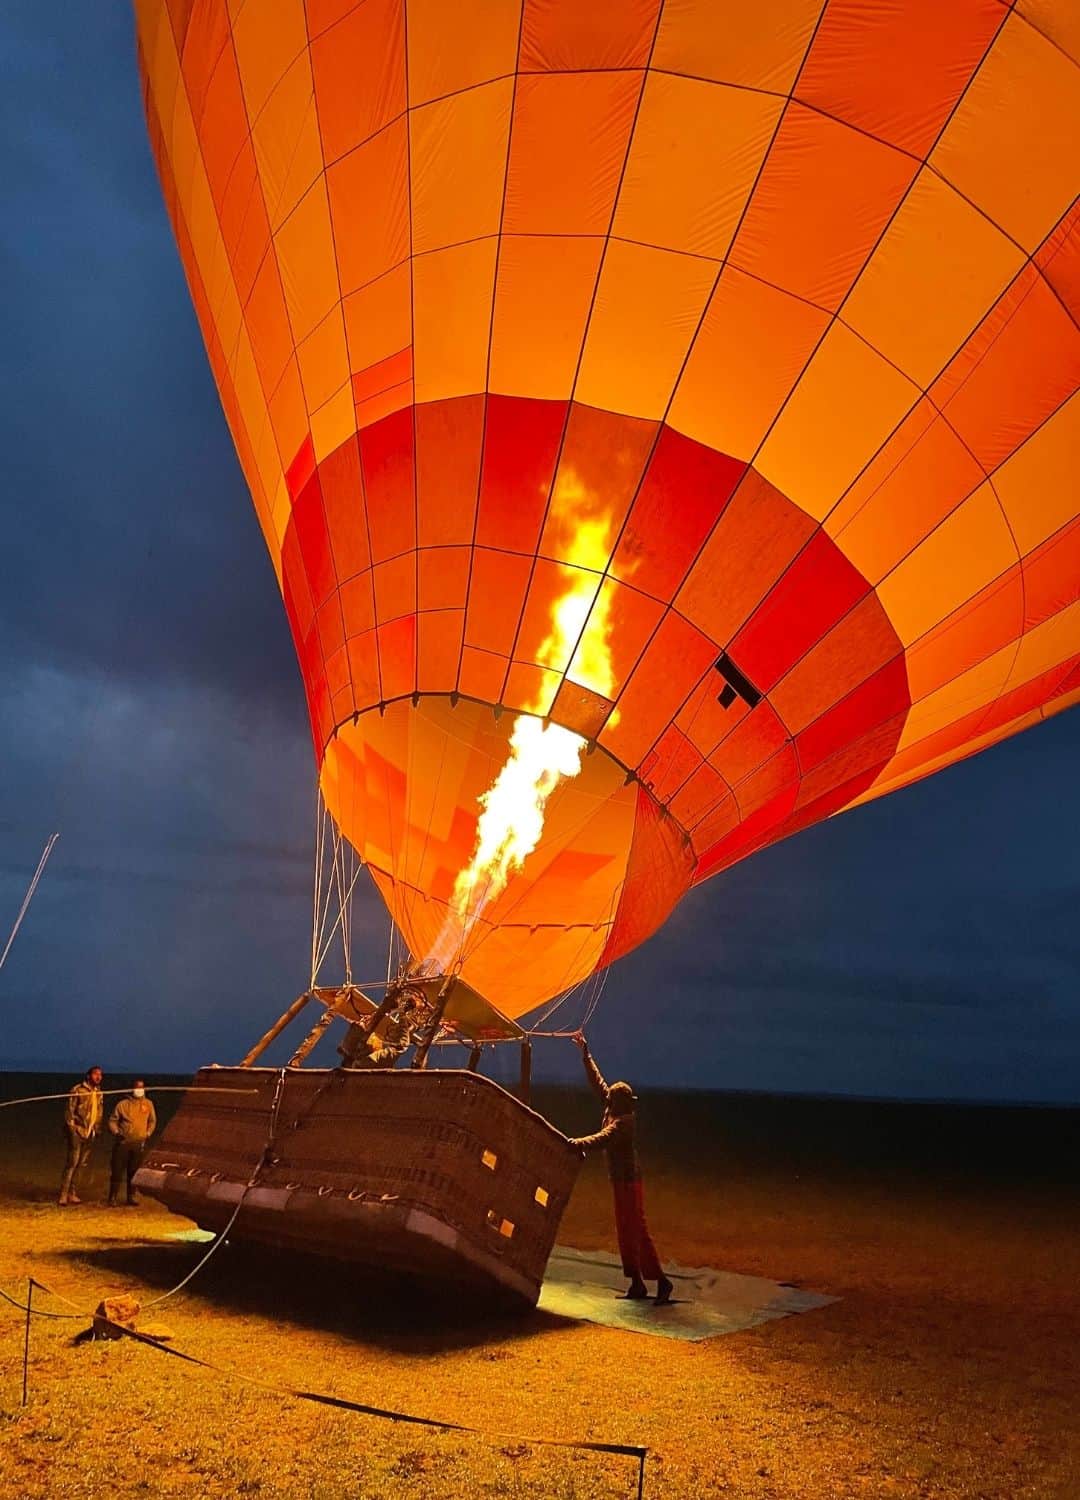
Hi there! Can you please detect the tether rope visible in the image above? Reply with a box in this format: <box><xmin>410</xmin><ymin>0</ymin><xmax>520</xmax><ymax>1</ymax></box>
<box><xmin>0</xmin><ymin>833</ymin><xmax>60</xmax><ymax>977</ymax></box>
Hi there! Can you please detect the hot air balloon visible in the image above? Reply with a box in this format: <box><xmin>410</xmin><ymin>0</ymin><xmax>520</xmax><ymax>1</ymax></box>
<box><xmin>131</xmin><ymin>0</ymin><xmax>1080</xmax><ymax>1302</ymax></box>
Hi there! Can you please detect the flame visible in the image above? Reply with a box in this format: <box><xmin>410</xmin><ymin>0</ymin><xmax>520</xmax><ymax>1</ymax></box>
<box><xmin>425</xmin><ymin>473</ymin><xmax>618</xmax><ymax>971</ymax></box>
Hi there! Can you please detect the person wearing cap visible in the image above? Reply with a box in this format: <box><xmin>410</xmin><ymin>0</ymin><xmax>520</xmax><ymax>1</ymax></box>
<box><xmin>567</xmin><ymin>1033</ymin><xmax>673</xmax><ymax>1305</ymax></box>
<box><xmin>58</xmin><ymin>1066</ymin><xmax>104</xmax><ymax>1205</ymax></box>
<box><xmin>107</xmin><ymin>1080</ymin><xmax>157</xmax><ymax>1206</ymax></box>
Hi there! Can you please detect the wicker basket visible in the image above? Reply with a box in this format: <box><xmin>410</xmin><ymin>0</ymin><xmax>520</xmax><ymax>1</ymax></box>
<box><xmin>135</xmin><ymin>1066</ymin><xmax>581</xmax><ymax>1306</ymax></box>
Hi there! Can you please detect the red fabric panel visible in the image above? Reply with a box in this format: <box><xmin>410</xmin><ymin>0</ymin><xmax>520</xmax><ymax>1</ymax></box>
<box><xmin>732</xmin><ymin>531</ymin><xmax>869</xmax><ymax>693</ymax></box>
<box><xmin>416</xmin><ymin>395</ymin><xmax>484</xmax><ymax>548</ymax></box>
<box><xmin>320</xmin><ymin>435</ymin><xmax>371</xmax><ymax>583</ymax></box>
<box><xmin>292</xmin><ymin>472</ymin><xmax>338</xmax><ymax>609</ymax></box>
<box><xmin>1022</xmin><ymin>516</ymin><xmax>1080</xmax><ymax>632</ymax></box>
<box><xmin>796</xmin><ymin>656</ymin><xmax>909</xmax><ymax>773</ymax></box>
<box><xmin>796</xmin><ymin>0</ymin><xmax>1003</xmax><ymax>155</ymax></box>
<box><xmin>476</xmin><ymin>395</ymin><xmax>568</xmax><ymax>555</ymax></box>
<box><xmin>599</xmin><ymin>786</ymin><xmax>693</xmax><ymax>969</ymax></box>
<box><xmin>520</xmin><ymin>0</ymin><xmax>660</xmax><ymax>71</ymax></box>
<box><xmin>612</xmin><ymin>428</ymin><xmax>745</xmax><ymax>601</ymax></box>
<box><xmin>358</xmin><ymin>406</ymin><xmax>416</xmax><ymax>562</ymax></box>
<box><xmin>377</xmin><ymin>615</ymin><xmax>417</xmax><ymax>702</ymax></box>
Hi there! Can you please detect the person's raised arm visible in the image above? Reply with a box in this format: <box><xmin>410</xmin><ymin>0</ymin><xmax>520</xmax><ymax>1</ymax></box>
<box><xmin>572</xmin><ymin>1032</ymin><xmax>609</xmax><ymax>1101</ymax></box>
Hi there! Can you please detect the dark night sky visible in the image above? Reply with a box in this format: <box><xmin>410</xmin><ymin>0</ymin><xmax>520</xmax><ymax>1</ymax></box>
<box><xmin>2</xmin><ymin>5</ymin><xmax>1078</xmax><ymax>1100</ymax></box>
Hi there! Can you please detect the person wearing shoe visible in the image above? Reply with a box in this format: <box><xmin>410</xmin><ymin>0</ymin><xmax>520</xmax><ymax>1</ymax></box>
<box><xmin>58</xmin><ymin>1066</ymin><xmax>104</xmax><ymax>1205</ymax></box>
<box><xmin>566</xmin><ymin>1034</ymin><xmax>673</xmax><ymax>1306</ymax></box>
<box><xmin>107</xmin><ymin>1079</ymin><xmax>157</xmax><ymax>1206</ymax></box>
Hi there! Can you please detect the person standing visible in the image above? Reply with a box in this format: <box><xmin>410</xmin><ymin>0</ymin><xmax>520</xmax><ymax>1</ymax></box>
<box><xmin>58</xmin><ymin>1066</ymin><xmax>104</xmax><ymax>1206</ymax></box>
<box><xmin>567</xmin><ymin>1034</ymin><xmax>673</xmax><ymax>1305</ymax></box>
<box><xmin>107</xmin><ymin>1079</ymin><xmax>157</xmax><ymax>1206</ymax></box>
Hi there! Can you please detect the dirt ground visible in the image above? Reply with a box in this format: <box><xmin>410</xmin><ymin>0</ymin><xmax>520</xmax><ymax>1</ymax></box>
<box><xmin>1</xmin><ymin>1080</ymin><xmax>1078</xmax><ymax>1499</ymax></box>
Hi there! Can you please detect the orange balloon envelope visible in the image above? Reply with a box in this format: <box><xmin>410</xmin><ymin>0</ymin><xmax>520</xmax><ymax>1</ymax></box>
<box><xmin>135</xmin><ymin>0</ymin><xmax>1080</xmax><ymax>1017</ymax></box>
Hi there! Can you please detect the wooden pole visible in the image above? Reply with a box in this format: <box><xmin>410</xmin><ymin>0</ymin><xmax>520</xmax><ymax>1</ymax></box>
<box><xmin>240</xmin><ymin>992</ymin><xmax>315</xmax><ymax>1067</ymax></box>
<box><xmin>517</xmin><ymin>1039</ymin><xmax>532</xmax><ymax>1105</ymax></box>
<box><xmin>21</xmin><ymin>1278</ymin><xmax>32</xmax><ymax>1405</ymax></box>
<box><xmin>466</xmin><ymin>1044</ymin><xmax>483</xmax><ymax>1073</ymax></box>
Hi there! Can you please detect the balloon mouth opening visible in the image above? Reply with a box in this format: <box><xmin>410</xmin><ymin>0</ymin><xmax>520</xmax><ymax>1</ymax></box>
<box><xmin>317</xmin><ymin>696</ymin><xmax>692</xmax><ymax>1018</ymax></box>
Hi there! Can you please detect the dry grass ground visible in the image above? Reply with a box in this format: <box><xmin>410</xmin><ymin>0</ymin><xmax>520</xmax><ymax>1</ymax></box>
<box><xmin>1</xmin><ymin>1080</ymin><xmax>1078</xmax><ymax>1499</ymax></box>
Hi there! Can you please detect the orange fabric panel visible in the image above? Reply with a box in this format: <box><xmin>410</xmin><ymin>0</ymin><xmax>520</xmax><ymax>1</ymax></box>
<box><xmin>677</xmin><ymin>468</ymin><xmax>817</xmax><ymax>646</ymax></box>
<box><xmin>273</xmin><ymin>179</ymin><xmax>341</xmax><ymax>342</ymax></box>
<box><xmin>502</xmin><ymin>661</ymin><xmax>562</xmax><ymax>716</ymax></box>
<box><xmin>342</xmin><ymin>263</ymin><xmax>412</xmax><ymax>382</ymax></box>
<box><xmin>417</xmin><ymin>608</ymin><xmax>466</xmax><ymax>694</ymax></box>
<box><xmin>196</xmin><ymin>38</ymin><xmax>248</xmax><ymax>217</ymax></box>
<box><xmin>576</xmin><ymin>241</ymin><xmax>717</xmax><ymax>420</ymax></box>
<box><xmin>796</xmin><ymin>0</ymin><xmax>1004</xmax><ymax>155</ymax></box>
<box><xmin>670</xmin><ymin>268</ymin><xmax>830</xmax><ymax>463</ymax></box>
<box><xmin>730</xmin><ymin>103</ymin><xmax>918</xmax><ymax>313</ymax></box>
<box><xmin>828</xmin><ymin>402</ymin><xmax>986</xmax><ymax>585</ymax></box>
<box><xmin>458</xmin><ymin>645</ymin><xmax>510</xmax><ymax>703</ymax></box>
<box><xmin>879</xmin><ymin>482</ymin><xmax>1018</xmax><ymax>647</ymax></box>
<box><xmin>178</xmin><ymin>0</ymin><xmax>230</xmax><ymax>129</ymax></box>
<box><xmin>340</xmin><ymin>575</ymin><xmax>376</xmax><ymax>639</ymax></box>
<box><xmin>219</xmin><ymin>145</ymin><xmax>269</xmax><ymax>304</ymax></box>
<box><xmin>490</xmin><ymin>235</ymin><xmax>606</xmax><ymax>401</ymax></box>
<box><xmin>1036</xmin><ymin>201</ymin><xmax>1080</xmax><ymax>322</ymax></box>
<box><xmin>405</xmin><ymin>0</ymin><xmax>521</xmax><ymax>107</ymax></box>
<box><xmin>409</xmin><ymin>79</ymin><xmax>513</xmax><ymax>255</ymax></box>
<box><xmin>641</xmin><ymin>725</ymin><xmax>699</xmax><ymax>805</ymax></box>
<box><xmin>412</xmin><ymin>238</ymin><xmax>498</xmax><ymax>402</ymax></box>
<box><xmin>373</xmin><ymin>552</ymin><xmax>417</xmax><ymax>625</ymax></box>
<box><xmin>905</xmin><ymin>566</ymin><xmax>1024</xmax><ymax>703</ymax></box>
<box><xmin>326</xmin><ymin>122</ymin><xmax>410</xmax><ymax>296</ymax></box>
<box><xmin>565</xmin><ymin>578</ymin><xmax>666</xmax><ymax>711</ymax></box>
<box><xmin>503</xmin><ymin>71</ymin><xmax>641</xmax><ymax>236</ymax></box>
<box><xmin>415</xmin><ymin>395</ymin><xmax>484</xmax><ymax>548</ymax></box>
<box><xmin>230</xmin><ymin>0</ymin><xmax>307</xmax><ymax>122</ymax></box>
<box><xmin>933</xmin><ymin>269</ymin><xmax>1080</xmax><ymax>474</ymax></box>
<box><xmin>757</xmin><ymin>323</ymin><xmax>920</xmax><ymax>523</ymax></box>
<box><xmin>653</xmin><ymin>0</ymin><xmax>820</xmax><ymax>92</ymax></box>
<box><xmin>602</xmin><ymin>612</ymin><xmax>718</xmax><ymax>769</ymax></box>
<box><xmin>297</xmin><ymin>310</ymin><xmax>350</xmax><ymax>414</ymax></box>
<box><xmin>932</xmin><ymin>12</ymin><xmax>1080</xmax><ymax>252</ymax></box>
<box><xmin>351</xmin><ymin>348</ymin><xmax>413</xmax><ymax>407</ymax></box>
<box><xmin>310</xmin><ymin>0</ymin><xmax>405</xmax><ymax>166</ymax></box>
<box><xmin>520</xmin><ymin>0</ymin><xmax>660</xmax><ymax>71</ymax></box>
<box><xmin>250</xmin><ymin>53</ymin><xmax>322</xmax><ymax>230</ymax></box>
<box><xmin>244</xmin><ymin>252</ymin><xmax>295</xmax><ymax>399</ymax></box>
<box><xmin>844</xmin><ymin>171</ymin><xmax>1024</xmax><ymax>388</ymax></box>
<box><xmin>418</xmin><ymin>546</ymin><xmax>471</xmax><ymax>614</ymax></box>
<box><xmin>614</xmin><ymin>74</ymin><xmax>782</xmax><ymax>259</ymax></box>
<box><xmin>463</xmin><ymin>549</ymin><xmax>534</xmax><ymax>657</ymax></box>
<box><xmin>993</xmin><ymin>390</ymin><xmax>1079</xmax><ymax>556</ymax></box>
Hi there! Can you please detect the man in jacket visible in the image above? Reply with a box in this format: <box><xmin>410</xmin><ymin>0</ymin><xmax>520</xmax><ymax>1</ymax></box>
<box><xmin>567</xmin><ymin>1034</ymin><xmax>673</xmax><ymax>1305</ymax></box>
<box><xmin>59</xmin><ymin>1066</ymin><xmax>104</xmax><ymax>1205</ymax></box>
<box><xmin>107</xmin><ymin>1079</ymin><xmax>157</xmax><ymax>1206</ymax></box>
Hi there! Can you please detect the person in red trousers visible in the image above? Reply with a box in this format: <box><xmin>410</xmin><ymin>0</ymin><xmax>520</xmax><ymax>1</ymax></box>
<box><xmin>567</xmin><ymin>1032</ymin><xmax>673</xmax><ymax>1305</ymax></box>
